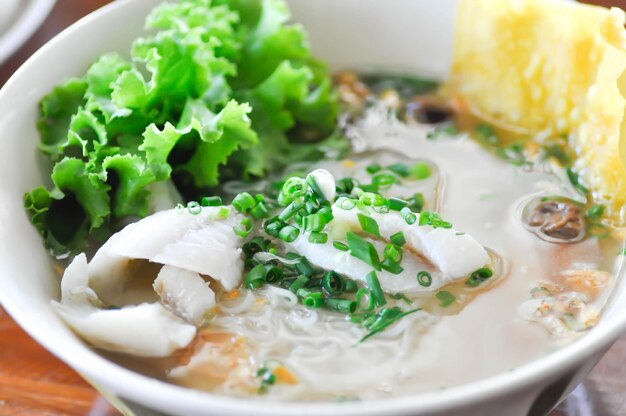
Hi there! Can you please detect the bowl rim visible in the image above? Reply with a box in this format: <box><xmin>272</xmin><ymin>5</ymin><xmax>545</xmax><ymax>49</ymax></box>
<box><xmin>1</xmin><ymin>0</ymin><xmax>625</xmax><ymax>414</ymax></box>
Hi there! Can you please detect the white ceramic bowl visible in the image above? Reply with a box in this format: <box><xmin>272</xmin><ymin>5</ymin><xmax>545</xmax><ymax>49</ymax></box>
<box><xmin>1</xmin><ymin>1</ymin><xmax>625</xmax><ymax>415</ymax></box>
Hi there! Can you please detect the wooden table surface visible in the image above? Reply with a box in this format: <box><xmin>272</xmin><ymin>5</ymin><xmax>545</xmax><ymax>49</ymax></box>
<box><xmin>0</xmin><ymin>0</ymin><xmax>625</xmax><ymax>415</ymax></box>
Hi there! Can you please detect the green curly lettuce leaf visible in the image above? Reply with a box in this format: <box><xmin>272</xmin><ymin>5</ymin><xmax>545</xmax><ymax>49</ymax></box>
<box><xmin>141</xmin><ymin>99</ymin><xmax>257</xmax><ymax>187</ymax></box>
<box><xmin>37</xmin><ymin>79</ymin><xmax>87</xmax><ymax>159</ymax></box>
<box><xmin>24</xmin><ymin>158</ymin><xmax>110</xmax><ymax>253</ymax></box>
<box><xmin>26</xmin><ymin>0</ymin><xmax>342</xmax><ymax>254</ymax></box>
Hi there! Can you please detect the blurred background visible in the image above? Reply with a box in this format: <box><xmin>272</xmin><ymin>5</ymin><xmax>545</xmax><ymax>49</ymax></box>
<box><xmin>0</xmin><ymin>0</ymin><xmax>625</xmax><ymax>415</ymax></box>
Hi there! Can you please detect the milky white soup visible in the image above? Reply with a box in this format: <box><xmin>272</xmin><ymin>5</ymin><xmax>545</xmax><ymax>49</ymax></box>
<box><xmin>88</xmin><ymin>73</ymin><xmax>625</xmax><ymax>401</ymax></box>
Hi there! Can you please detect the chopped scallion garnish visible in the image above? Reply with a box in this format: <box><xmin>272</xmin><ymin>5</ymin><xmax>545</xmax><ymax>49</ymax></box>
<box><xmin>250</xmin><ymin>201</ymin><xmax>269</xmax><ymax>219</ymax></box>
<box><xmin>325</xmin><ymin>298</ymin><xmax>357</xmax><ymax>314</ymax></box>
<box><xmin>333</xmin><ymin>241</ymin><xmax>349</xmax><ymax>252</ymax></box>
<box><xmin>383</xmin><ymin>244</ymin><xmax>402</xmax><ymax>263</ymax></box>
<box><xmin>308</xmin><ymin>232</ymin><xmax>328</xmax><ymax>244</ymax></box>
<box><xmin>436</xmin><ymin>291</ymin><xmax>456</xmax><ymax>307</ymax></box>
<box><xmin>201</xmin><ymin>196</ymin><xmax>222</xmax><ymax>207</ymax></box>
<box><xmin>355</xmin><ymin>287</ymin><xmax>375</xmax><ymax>311</ymax></box>
<box><xmin>372</xmin><ymin>173</ymin><xmax>396</xmax><ymax>189</ymax></box>
<box><xmin>465</xmin><ymin>267</ymin><xmax>493</xmax><ymax>287</ymax></box>
<box><xmin>418</xmin><ymin>211</ymin><xmax>452</xmax><ymax>228</ymax></box>
<box><xmin>365</xmin><ymin>271</ymin><xmax>386</xmax><ymax>307</ymax></box>
<box><xmin>232</xmin><ymin>192</ymin><xmax>256</xmax><ymax>214</ymax></box>
<box><xmin>278</xmin><ymin>225</ymin><xmax>300</xmax><ymax>242</ymax></box>
<box><xmin>233</xmin><ymin>217</ymin><xmax>253</xmax><ymax>238</ymax></box>
<box><xmin>400</xmin><ymin>207</ymin><xmax>417</xmax><ymax>225</ymax></box>
<box><xmin>357</xmin><ymin>213</ymin><xmax>381</xmax><ymax>237</ymax></box>
<box><xmin>416</xmin><ymin>271</ymin><xmax>432</xmax><ymax>287</ymax></box>
<box><xmin>387</xmin><ymin>163</ymin><xmax>410</xmax><ymax>177</ymax></box>
<box><xmin>411</xmin><ymin>161</ymin><xmax>431</xmax><ymax>180</ymax></box>
<box><xmin>244</xmin><ymin>264</ymin><xmax>266</xmax><ymax>290</ymax></box>
<box><xmin>390</xmin><ymin>231</ymin><xmax>406</xmax><ymax>246</ymax></box>
<box><xmin>586</xmin><ymin>204</ymin><xmax>604</xmax><ymax>220</ymax></box>
<box><xmin>347</xmin><ymin>232</ymin><xmax>381</xmax><ymax>270</ymax></box>
<box><xmin>358</xmin><ymin>307</ymin><xmax>421</xmax><ymax>342</ymax></box>
<box><xmin>187</xmin><ymin>201</ymin><xmax>202</xmax><ymax>215</ymax></box>
<box><xmin>381</xmin><ymin>258</ymin><xmax>404</xmax><ymax>274</ymax></box>
<box><xmin>366</xmin><ymin>162</ymin><xmax>382</xmax><ymax>174</ymax></box>
<box><xmin>388</xmin><ymin>197</ymin><xmax>409</xmax><ymax>211</ymax></box>
<box><xmin>322</xmin><ymin>271</ymin><xmax>345</xmax><ymax>296</ymax></box>
<box><xmin>288</xmin><ymin>275</ymin><xmax>309</xmax><ymax>293</ymax></box>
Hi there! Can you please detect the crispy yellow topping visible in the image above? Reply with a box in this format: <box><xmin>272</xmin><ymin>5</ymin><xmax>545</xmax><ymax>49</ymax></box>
<box><xmin>450</xmin><ymin>0</ymin><xmax>626</xmax><ymax>223</ymax></box>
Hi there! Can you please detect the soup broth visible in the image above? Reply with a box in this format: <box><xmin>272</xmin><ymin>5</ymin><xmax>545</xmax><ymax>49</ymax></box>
<box><xmin>99</xmin><ymin>73</ymin><xmax>625</xmax><ymax>401</ymax></box>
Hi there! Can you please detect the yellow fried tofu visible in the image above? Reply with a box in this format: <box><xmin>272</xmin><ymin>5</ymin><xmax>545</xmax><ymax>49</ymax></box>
<box><xmin>449</xmin><ymin>0</ymin><xmax>626</xmax><ymax>223</ymax></box>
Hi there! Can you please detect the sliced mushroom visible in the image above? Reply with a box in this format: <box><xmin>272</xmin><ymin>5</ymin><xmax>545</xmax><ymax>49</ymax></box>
<box><xmin>525</xmin><ymin>198</ymin><xmax>585</xmax><ymax>243</ymax></box>
<box><xmin>405</xmin><ymin>96</ymin><xmax>453</xmax><ymax>124</ymax></box>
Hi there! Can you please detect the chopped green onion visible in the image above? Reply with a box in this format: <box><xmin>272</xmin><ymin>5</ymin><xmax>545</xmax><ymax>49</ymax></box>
<box><xmin>408</xmin><ymin>193</ymin><xmax>424</xmax><ymax>212</ymax></box>
<box><xmin>383</xmin><ymin>244</ymin><xmax>402</xmax><ymax>263</ymax></box>
<box><xmin>357</xmin><ymin>213</ymin><xmax>381</xmax><ymax>237</ymax></box>
<box><xmin>347</xmin><ymin>232</ymin><xmax>381</xmax><ymax>270</ymax></box>
<box><xmin>322</xmin><ymin>271</ymin><xmax>345</xmax><ymax>296</ymax></box>
<box><xmin>233</xmin><ymin>217</ymin><xmax>253</xmax><ymax>238</ymax></box>
<box><xmin>264</xmin><ymin>265</ymin><xmax>284</xmax><ymax>283</ymax></box>
<box><xmin>358</xmin><ymin>192</ymin><xmax>386</xmax><ymax>207</ymax></box>
<box><xmin>288</xmin><ymin>254</ymin><xmax>315</xmax><ymax>277</ymax></box>
<box><xmin>201</xmin><ymin>196</ymin><xmax>222</xmax><ymax>207</ymax></box>
<box><xmin>359</xmin><ymin>307</ymin><xmax>421</xmax><ymax>342</ymax></box>
<box><xmin>187</xmin><ymin>201</ymin><xmax>202</xmax><ymax>215</ymax></box>
<box><xmin>417</xmin><ymin>271</ymin><xmax>432</xmax><ymax>287</ymax></box>
<box><xmin>308</xmin><ymin>232</ymin><xmax>328</xmax><ymax>244</ymax></box>
<box><xmin>232</xmin><ymin>192</ymin><xmax>256</xmax><ymax>214</ymax></box>
<box><xmin>333</xmin><ymin>241</ymin><xmax>350</xmax><ymax>252</ymax></box>
<box><xmin>244</xmin><ymin>264</ymin><xmax>266</xmax><ymax>289</ymax></box>
<box><xmin>390</xmin><ymin>231</ymin><xmax>406</xmax><ymax>246</ymax></box>
<box><xmin>387</xmin><ymin>163</ymin><xmax>411</xmax><ymax>177</ymax></box>
<box><xmin>381</xmin><ymin>258</ymin><xmax>404</xmax><ymax>274</ymax></box>
<box><xmin>337</xmin><ymin>196</ymin><xmax>356</xmax><ymax>210</ymax></box>
<box><xmin>317</xmin><ymin>206</ymin><xmax>333</xmax><ymax>222</ymax></box>
<box><xmin>306</xmin><ymin>175</ymin><xmax>327</xmax><ymax>202</ymax></box>
<box><xmin>355</xmin><ymin>288</ymin><xmax>375</xmax><ymax>311</ymax></box>
<box><xmin>279</xmin><ymin>177</ymin><xmax>309</xmax><ymax>206</ymax></box>
<box><xmin>366</xmin><ymin>162</ymin><xmax>382</xmax><ymax>174</ymax></box>
<box><xmin>365</xmin><ymin>271</ymin><xmax>386</xmax><ymax>307</ymax></box>
<box><xmin>175</xmin><ymin>203</ymin><xmax>185</xmax><ymax>214</ymax></box>
<box><xmin>336</xmin><ymin>177</ymin><xmax>355</xmax><ymax>195</ymax></box>
<box><xmin>218</xmin><ymin>206</ymin><xmax>230</xmax><ymax>219</ymax></box>
<box><xmin>372</xmin><ymin>173</ymin><xmax>396</xmax><ymax>189</ymax></box>
<box><xmin>586</xmin><ymin>204</ymin><xmax>605</xmax><ymax>220</ymax></box>
<box><xmin>436</xmin><ymin>291</ymin><xmax>456</xmax><ymax>307</ymax></box>
<box><xmin>278</xmin><ymin>201</ymin><xmax>305</xmax><ymax>222</ymax></box>
<box><xmin>303</xmin><ymin>213</ymin><xmax>328</xmax><ymax>232</ymax></box>
<box><xmin>297</xmin><ymin>289</ymin><xmax>324</xmax><ymax>308</ymax></box>
<box><xmin>400</xmin><ymin>207</ymin><xmax>417</xmax><ymax>225</ymax></box>
<box><xmin>389</xmin><ymin>293</ymin><xmax>413</xmax><ymax>305</ymax></box>
<box><xmin>465</xmin><ymin>267</ymin><xmax>493</xmax><ymax>287</ymax></box>
<box><xmin>250</xmin><ymin>201</ymin><xmax>269</xmax><ymax>220</ymax></box>
<box><xmin>242</xmin><ymin>237</ymin><xmax>269</xmax><ymax>258</ymax></box>
<box><xmin>264</xmin><ymin>217</ymin><xmax>285</xmax><ymax>237</ymax></box>
<box><xmin>288</xmin><ymin>275</ymin><xmax>309</xmax><ymax>293</ymax></box>
<box><xmin>418</xmin><ymin>211</ymin><xmax>452</xmax><ymax>228</ymax></box>
<box><xmin>411</xmin><ymin>161</ymin><xmax>431</xmax><ymax>180</ymax></box>
<box><xmin>359</xmin><ymin>183</ymin><xmax>379</xmax><ymax>193</ymax></box>
<box><xmin>388</xmin><ymin>197</ymin><xmax>409</xmax><ymax>211</ymax></box>
<box><xmin>344</xmin><ymin>279</ymin><xmax>358</xmax><ymax>293</ymax></box>
<box><xmin>279</xmin><ymin>225</ymin><xmax>300</xmax><ymax>242</ymax></box>
<box><xmin>325</xmin><ymin>298</ymin><xmax>357</xmax><ymax>314</ymax></box>
<box><xmin>566</xmin><ymin>167</ymin><xmax>589</xmax><ymax>195</ymax></box>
